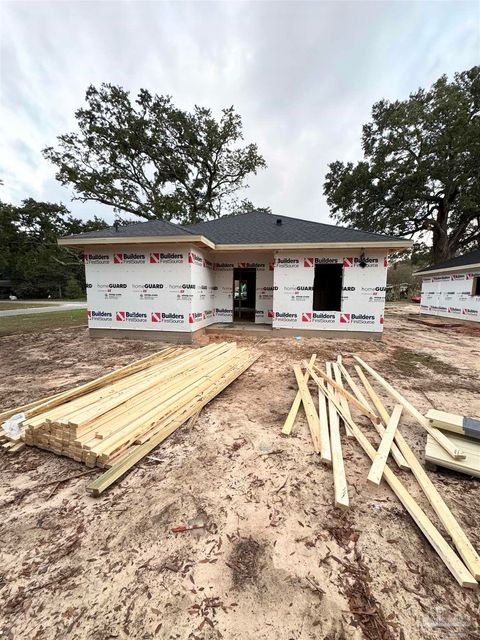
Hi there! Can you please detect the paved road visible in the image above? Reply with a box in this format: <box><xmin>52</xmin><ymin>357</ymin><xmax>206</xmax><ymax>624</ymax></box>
<box><xmin>0</xmin><ymin>302</ymin><xmax>87</xmax><ymax>317</ymax></box>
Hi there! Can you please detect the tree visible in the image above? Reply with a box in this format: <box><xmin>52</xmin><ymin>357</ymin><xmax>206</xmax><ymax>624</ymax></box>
<box><xmin>43</xmin><ymin>84</ymin><xmax>266</xmax><ymax>225</ymax></box>
<box><xmin>0</xmin><ymin>198</ymin><xmax>108</xmax><ymax>298</ymax></box>
<box><xmin>324</xmin><ymin>67</ymin><xmax>480</xmax><ymax>263</ymax></box>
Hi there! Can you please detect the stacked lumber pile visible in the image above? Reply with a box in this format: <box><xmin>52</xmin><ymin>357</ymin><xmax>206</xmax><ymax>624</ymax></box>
<box><xmin>282</xmin><ymin>354</ymin><xmax>480</xmax><ymax>589</ymax></box>
<box><xmin>1</xmin><ymin>343</ymin><xmax>259</xmax><ymax>494</ymax></box>
<box><xmin>424</xmin><ymin>409</ymin><xmax>480</xmax><ymax>477</ymax></box>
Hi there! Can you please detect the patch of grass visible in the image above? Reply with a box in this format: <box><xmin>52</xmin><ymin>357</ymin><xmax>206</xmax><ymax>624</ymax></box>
<box><xmin>391</xmin><ymin>347</ymin><xmax>458</xmax><ymax>377</ymax></box>
<box><xmin>0</xmin><ymin>302</ymin><xmax>55</xmax><ymax>310</ymax></box>
<box><xmin>0</xmin><ymin>309</ymin><xmax>87</xmax><ymax>336</ymax></box>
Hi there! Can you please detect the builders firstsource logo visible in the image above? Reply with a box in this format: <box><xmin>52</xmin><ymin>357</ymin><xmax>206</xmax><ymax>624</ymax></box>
<box><xmin>238</xmin><ymin>261</ymin><xmax>266</xmax><ymax>270</ymax></box>
<box><xmin>113</xmin><ymin>252</ymin><xmax>146</xmax><ymax>265</ymax></box>
<box><xmin>303</xmin><ymin>257</ymin><xmax>339</xmax><ymax>268</ymax></box>
<box><xmin>188</xmin><ymin>251</ymin><xmax>203</xmax><ymax>266</ymax></box>
<box><xmin>150</xmin><ymin>252</ymin><xmax>184</xmax><ymax>264</ymax></box>
<box><xmin>302</xmin><ymin>311</ymin><xmax>336</xmax><ymax>324</ymax></box>
<box><xmin>150</xmin><ymin>311</ymin><xmax>186</xmax><ymax>324</ymax></box>
<box><xmin>275</xmin><ymin>311</ymin><xmax>298</xmax><ymax>322</ymax></box>
<box><xmin>83</xmin><ymin>253</ymin><xmax>109</xmax><ymax>265</ymax></box>
<box><xmin>343</xmin><ymin>256</ymin><xmax>380</xmax><ymax>268</ymax></box>
<box><xmin>188</xmin><ymin>312</ymin><xmax>203</xmax><ymax>324</ymax></box>
<box><xmin>115</xmin><ymin>311</ymin><xmax>148</xmax><ymax>323</ymax></box>
<box><xmin>88</xmin><ymin>310</ymin><xmax>112</xmax><ymax>322</ymax></box>
<box><xmin>276</xmin><ymin>257</ymin><xmax>300</xmax><ymax>269</ymax></box>
<box><xmin>214</xmin><ymin>262</ymin><xmax>235</xmax><ymax>271</ymax></box>
<box><xmin>214</xmin><ymin>308</ymin><xmax>232</xmax><ymax>317</ymax></box>
<box><xmin>462</xmin><ymin>308</ymin><xmax>479</xmax><ymax>317</ymax></box>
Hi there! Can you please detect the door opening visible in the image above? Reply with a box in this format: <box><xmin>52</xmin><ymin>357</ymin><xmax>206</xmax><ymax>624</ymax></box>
<box><xmin>233</xmin><ymin>268</ymin><xmax>256</xmax><ymax>321</ymax></box>
<box><xmin>313</xmin><ymin>263</ymin><xmax>343</xmax><ymax>311</ymax></box>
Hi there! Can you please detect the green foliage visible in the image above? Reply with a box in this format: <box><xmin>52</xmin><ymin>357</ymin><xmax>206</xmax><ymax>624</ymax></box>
<box><xmin>43</xmin><ymin>84</ymin><xmax>266</xmax><ymax>224</ymax></box>
<box><xmin>0</xmin><ymin>198</ymin><xmax>108</xmax><ymax>298</ymax></box>
<box><xmin>64</xmin><ymin>275</ymin><xmax>84</xmax><ymax>299</ymax></box>
<box><xmin>324</xmin><ymin>67</ymin><xmax>480</xmax><ymax>263</ymax></box>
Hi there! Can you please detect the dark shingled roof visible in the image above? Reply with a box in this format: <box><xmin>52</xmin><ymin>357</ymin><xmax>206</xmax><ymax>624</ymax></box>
<box><xmin>186</xmin><ymin>211</ymin><xmax>404</xmax><ymax>244</ymax></box>
<box><xmin>63</xmin><ymin>218</ymin><xmax>194</xmax><ymax>240</ymax></box>
<box><xmin>416</xmin><ymin>249</ymin><xmax>480</xmax><ymax>274</ymax></box>
<box><xmin>62</xmin><ymin>210</ymin><xmax>407</xmax><ymax>245</ymax></box>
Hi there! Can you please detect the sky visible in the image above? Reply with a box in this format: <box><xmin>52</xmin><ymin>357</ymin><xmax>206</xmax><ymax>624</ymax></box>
<box><xmin>0</xmin><ymin>0</ymin><xmax>479</xmax><ymax>225</ymax></box>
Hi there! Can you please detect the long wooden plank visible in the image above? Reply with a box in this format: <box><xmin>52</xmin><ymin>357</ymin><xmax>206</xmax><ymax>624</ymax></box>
<box><xmin>293</xmin><ymin>366</ymin><xmax>321</xmax><ymax>454</ymax></box>
<box><xmin>367</xmin><ymin>404</ymin><xmax>403</xmax><ymax>486</ymax></box>
<box><xmin>354</xmin><ymin>363</ymin><xmax>480</xmax><ymax>581</ymax></box>
<box><xmin>314</xmin><ymin>379</ymin><xmax>477</xmax><ymax>588</ymax></box>
<box><xmin>307</xmin><ymin>363</ymin><xmax>380</xmax><ymax>424</ymax></box>
<box><xmin>282</xmin><ymin>354</ymin><xmax>317</xmax><ymax>435</ymax></box>
<box><xmin>332</xmin><ymin>362</ymin><xmax>354</xmax><ymax>438</ymax></box>
<box><xmin>353</xmin><ymin>356</ymin><xmax>465</xmax><ymax>461</ymax></box>
<box><xmin>339</xmin><ymin>363</ymin><xmax>409</xmax><ymax>470</ymax></box>
<box><xmin>325</xmin><ymin>363</ymin><xmax>348</xmax><ymax>508</ymax></box>
<box><xmin>317</xmin><ymin>368</ymin><xmax>332</xmax><ymax>464</ymax></box>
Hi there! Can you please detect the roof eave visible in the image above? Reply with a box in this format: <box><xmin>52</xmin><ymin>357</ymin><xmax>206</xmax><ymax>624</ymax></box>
<box><xmin>415</xmin><ymin>261</ymin><xmax>480</xmax><ymax>276</ymax></box>
<box><xmin>213</xmin><ymin>240</ymin><xmax>412</xmax><ymax>251</ymax></box>
<box><xmin>58</xmin><ymin>234</ymin><xmax>216</xmax><ymax>250</ymax></box>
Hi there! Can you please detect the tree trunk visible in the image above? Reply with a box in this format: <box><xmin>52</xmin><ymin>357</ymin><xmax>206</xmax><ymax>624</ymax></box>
<box><xmin>431</xmin><ymin>202</ymin><xmax>453</xmax><ymax>263</ymax></box>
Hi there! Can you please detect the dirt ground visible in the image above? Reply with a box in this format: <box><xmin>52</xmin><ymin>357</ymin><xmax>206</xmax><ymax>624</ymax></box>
<box><xmin>1</xmin><ymin>305</ymin><xmax>479</xmax><ymax>640</ymax></box>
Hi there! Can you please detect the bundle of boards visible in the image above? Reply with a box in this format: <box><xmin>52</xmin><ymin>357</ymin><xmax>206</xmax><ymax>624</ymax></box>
<box><xmin>282</xmin><ymin>354</ymin><xmax>480</xmax><ymax>589</ymax></box>
<box><xmin>0</xmin><ymin>343</ymin><xmax>258</xmax><ymax>494</ymax></box>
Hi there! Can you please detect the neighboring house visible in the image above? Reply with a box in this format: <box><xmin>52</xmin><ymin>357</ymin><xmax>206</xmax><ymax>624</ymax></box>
<box><xmin>59</xmin><ymin>210</ymin><xmax>411</xmax><ymax>342</ymax></box>
<box><xmin>415</xmin><ymin>249</ymin><xmax>480</xmax><ymax>323</ymax></box>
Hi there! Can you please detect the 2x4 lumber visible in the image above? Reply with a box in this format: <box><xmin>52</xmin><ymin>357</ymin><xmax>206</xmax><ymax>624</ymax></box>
<box><xmin>339</xmin><ymin>363</ymin><xmax>409</xmax><ymax>471</ymax></box>
<box><xmin>332</xmin><ymin>362</ymin><xmax>354</xmax><ymax>438</ymax></box>
<box><xmin>314</xmin><ymin>380</ymin><xmax>477</xmax><ymax>588</ymax></box>
<box><xmin>293</xmin><ymin>366</ymin><xmax>322</xmax><ymax>455</ymax></box>
<box><xmin>353</xmin><ymin>363</ymin><xmax>480</xmax><ymax>581</ymax></box>
<box><xmin>62</xmin><ymin>343</ymin><xmax>234</xmax><ymax>428</ymax></box>
<box><xmin>325</xmin><ymin>363</ymin><xmax>348</xmax><ymax>508</ymax></box>
<box><xmin>426</xmin><ymin>409</ymin><xmax>480</xmax><ymax>440</ymax></box>
<box><xmin>367</xmin><ymin>404</ymin><xmax>403</xmax><ymax>486</ymax></box>
<box><xmin>308</xmin><ymin>363</ymin><xmax>380</xmax><ymax>425</ymax></box>
<box><xmin>425</xmin><ymin>434</ymin><xmax>480</xmax><ymax>478</ymax></box>
<box><xmin>87</xmin><ymin>353</ymin><xmax>259</xmax><ymax>495</ymax></box>
<box><xmin>282</xmin><ymin>354</ymin><xmax>317</xmax><ymax>435</ymax></box>
<box><xmin>353</xmin><ymin>357</ymin><xmax>466</xmax><ymax>461</ymax></box>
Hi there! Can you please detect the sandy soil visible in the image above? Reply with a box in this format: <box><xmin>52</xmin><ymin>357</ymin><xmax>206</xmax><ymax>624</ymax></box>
<box><xmin>0</xmin><ymin>306</ymin><xmax>479</xmax><ymax>640</ymax></box>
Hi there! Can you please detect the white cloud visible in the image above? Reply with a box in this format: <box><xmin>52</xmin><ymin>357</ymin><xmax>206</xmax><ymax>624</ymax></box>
<box><xmin>0</xmin><ymin>0</ymin><xmax>478</xmax><ymax>224</ymax></box>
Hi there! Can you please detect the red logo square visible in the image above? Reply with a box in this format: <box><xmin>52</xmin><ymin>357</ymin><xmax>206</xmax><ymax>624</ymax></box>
<box><xmin>114</xmin><ymin>253</ymin><xmax>123</xmax><ymax>264</ymax></box>
<box><xmin>150</xmin><ymin>253</ymin><xmax>160</xmax><ymax>264</ymax></box>
<box><xmin>304</xmin><ymin>258</ymin><xmax>314</xmax><ymax>268</ymax></box>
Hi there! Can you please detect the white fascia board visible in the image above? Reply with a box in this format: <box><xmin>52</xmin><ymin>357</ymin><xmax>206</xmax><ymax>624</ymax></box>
<box><xmin>416</xmin><ymin>262</ymin><xmax>480</xmax><ymax>277</ymax></box>
<box><xmin>214</xmin><ymin>240</ymin><xmax>412</xmax><ymax>251</ymax></box>
<box><xmin>58</xmin><ymin>235</ymin><xmax>216</xmax><ymax>250</ymax></box>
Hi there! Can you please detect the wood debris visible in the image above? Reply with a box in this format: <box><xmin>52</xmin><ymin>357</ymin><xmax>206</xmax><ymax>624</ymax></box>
<box><xmin>282</xmin><ymin>353</ymin><xmax>480</xmax><ymax>589</ymax></box>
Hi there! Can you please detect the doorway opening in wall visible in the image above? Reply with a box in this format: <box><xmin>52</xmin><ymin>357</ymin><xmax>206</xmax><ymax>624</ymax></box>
<box><xmin>233</xmin><ymin>268</ymin><xmax>256</xmax><ymax>321</ymax></box>
<box><xmin>313</xmin><ymin>264</ymin><xmax>343</xmax><ymax>311</ymax></box>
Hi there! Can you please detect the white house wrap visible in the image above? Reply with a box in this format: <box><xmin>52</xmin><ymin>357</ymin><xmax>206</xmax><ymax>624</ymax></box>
<box><xmin>416</xmin><ymin>249</ymin><xmax>480</xmax><ymax>323</ymax></box>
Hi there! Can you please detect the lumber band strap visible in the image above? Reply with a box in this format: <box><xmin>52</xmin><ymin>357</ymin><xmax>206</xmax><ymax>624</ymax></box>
<box><xmin>463</xmin><ymin>417</ymin><xmax>480</xmax><ymax>440</ymax></box>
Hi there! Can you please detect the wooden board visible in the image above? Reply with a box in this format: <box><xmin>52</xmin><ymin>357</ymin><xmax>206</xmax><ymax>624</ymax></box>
<box><xmin>325</xmin><ymin>362</ymin><xmax>348</xmax><ymax>508</ymax></box>
<box><xmin>367</xmin><ymin>404</ymin><xmax>403</xmax><ymax>486</ymax></box>
<box><xmin>425</xmin><ymin>433</ymin><xmax>480</xmax><ymax>478</ymax></box>
<box><xmin>332</xmin><ymin>362</ymin><xmax>354</xmax><ymax>438</ymax></box>
<box><xmin>293</xmin><ymin>366</ymin><xmax>321</xmax><ymax>454</ymax></box>
<box><xmin>282</xmin><ymin>354</ymin><xmax>317</xmax><ymax>436</ymax></box>
<box><xmin>353</xmin><ymin>356</ymin><xmax>465</xmax><ymax>461</ymax></box>
<box><xmin>339</xmin><ymin>362</ymin><xmax>409</xmax><ymax>470</ymax></box>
